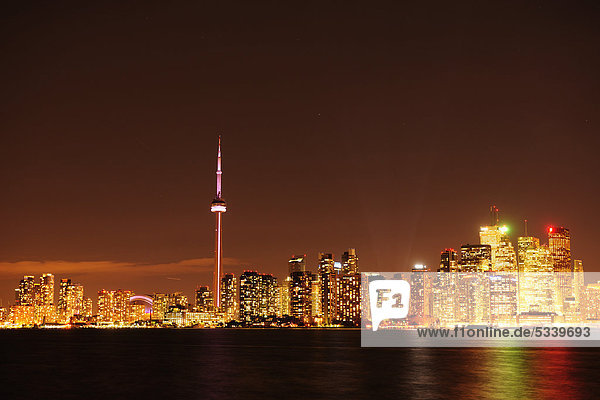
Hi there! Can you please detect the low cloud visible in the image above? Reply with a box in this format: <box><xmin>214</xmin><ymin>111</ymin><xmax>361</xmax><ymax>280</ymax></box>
<box><xmin>0</xmin><ymin>257</ymin><xmax>240</xmax><ymax>278</ymax></box>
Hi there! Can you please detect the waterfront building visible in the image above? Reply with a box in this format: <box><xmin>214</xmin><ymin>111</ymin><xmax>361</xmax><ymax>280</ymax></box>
<box><xmin>239</xmin><ymin>271</ymin><xmax>277</xmax><ymax>323</ymax></box>
<box><xmin>221</xmin><ymin>273</ymin><xmax>238</xmax><ymax>320</ymax></box>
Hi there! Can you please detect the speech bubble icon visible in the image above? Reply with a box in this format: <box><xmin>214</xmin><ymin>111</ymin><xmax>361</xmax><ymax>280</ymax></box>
<box><xmin>369</xmin><ymin>279</ymin><xmax>410</xmax><ymax>331</ymax></box>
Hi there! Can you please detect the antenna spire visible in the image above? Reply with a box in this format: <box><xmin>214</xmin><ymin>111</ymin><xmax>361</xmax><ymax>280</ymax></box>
<box><xmin>216</xmin><ymin>135</ymin><xmax>222</xmax><ymax>198</ymax></box>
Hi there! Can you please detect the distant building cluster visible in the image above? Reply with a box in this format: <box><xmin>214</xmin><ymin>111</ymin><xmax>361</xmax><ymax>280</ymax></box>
<box><xmin>366</xmin><ymin>206</ymin><xmax>598</xmax><ymax>328</ymax></box>
<box><xmin>5</xmin><ymin>275</ymin><xmax>94</xmax><ymax>326</ymax></box>
<box><xmin>0</xmin><ymin>249</ymin><xmax>362</xmax><ymax>328</ymax></box>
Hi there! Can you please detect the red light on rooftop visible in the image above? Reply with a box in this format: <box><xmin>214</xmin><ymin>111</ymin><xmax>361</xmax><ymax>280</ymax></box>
<box><xmin>549</xmin><ymin>227</ymin><xmax>553</xmax><ymax>233</ymax></box>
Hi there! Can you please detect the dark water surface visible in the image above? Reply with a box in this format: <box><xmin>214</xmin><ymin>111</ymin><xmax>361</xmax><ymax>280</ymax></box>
<box><xmin>1</xmin><ymin>329</ymin><xmax>598</xmax><ymax>399</ymax></box>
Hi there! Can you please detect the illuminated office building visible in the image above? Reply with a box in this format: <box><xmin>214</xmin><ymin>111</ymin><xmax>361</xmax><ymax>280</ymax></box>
<box><xmin>432</xmin><ymin>273</ymin><xmax>459</xmax><ymax>326</ymax></box>
<box><xmin>39</xmin><ymin>273</ymin><xmax>54</xmax><ymax>305</ymax></box>
<box><xmin>457</xmin><ymin>273</ymin><xmax>489</xmax><ymax>324</ymax></box>
<box><xmin>439</xmin><ymin>249</ymin><xmax>458</xmax><ymax>272</ymax></box>
<box><xmin>549</xmin><ymin>226</ymin><xmax>572</xmax><ymax>315</ymax></box>
<box><xmin>318</xmin><ymin>253</ymin><xmax>335</xmax><ymax>273</ymax></box>
<box><xmin>517</xmin><ymin>238</ymin><xmax>555</xmax><ymax>314</ymax></box>
<box><xmin>489</xmin><ymin>273</ymin><xmax>518</xmax><ymax>325</ymax></box>
<box><xmin>517</xmin><ymin>236</ymin><xmax>539</xmax><ymax>272</ymax></box>
<box><xmin>58</xmin><ymin>279</ymin><xmax>84</xmax><ymax>322</ymax></box>
<box><xmin>585</xmin><ymin>282</ymin><xmax>600</xmax><ymax>320</ymax></box>
<box><xmin>277</xmin><ymin>277</ymin><xmax>291</xmax><ymax>317</ymax></box>
<box><xmin>168</xmin><ymin>292</ymin><xmax>188</xmax><ymax>310</ymax></box>
<box><xmin>152</xmin><ymin>293</ymin><xmax>168</xmax><ymax>320</ymax></box>
<box><xmin>409</xmin><ymin>265</ymin><xmax>431</xmax><ymax>325</ymax></box>
<box><xmin>195</xmin><ymin>286</ymin><xmax>214</xmax><ymax>312</ymax></box>
<box><xmin>239</xmin><ymin>271</ymin><xmax>277</xmax><ymax>323</ymax></box>
<box><xmin>82</xmin><ymin>297</ymin><xmax>93</xmax><ymax>318</ymax></box>
<box><xmin>97</xmin><ymin>290</ymin><xmax>114</xmax><ymax>322</ymax></box>
<box><xmin>341</xmin><ymin>249</ymin><xmax>359</xmax><ymax>274</ymax></box>
<box><xmin>97</xmin><ymin>289</ymin><xmax>133</xmax><ymax>323</ymax></box>
<box><xmin>495</xmin><ymin>238</ymin><xmax>517</xmax><ymax>272</ymax></box>
<box><xmin>549</xmin><ymin>227</ymin><xmax>571</xmax><ymax>272</ymax></box>
<box><xmin>337</xmin><ymin>273</ymin><xmax>361</xmax><ymax>326</ymax></box>
<box><xmin>290</xmin><ymin>271</ymin><xmax>315</xmax><ymax>324</ymax></box>
<box><xmin>58</xmin><ymin>279</ymin><xmax>71</xmax><ymax>319</ymax></box>
<box><xmin>573</xmin><ymin>259</ymin><xmax>584</xmax><ymax>305</ymax></box>
<box><xmin>221</xmin><ymin>273</ymin><xmax>237</xmax><ymax>319</ymax></box>
<box><xmin>318</xmin><ymin>253</ymin><xmax>337</xmax><ymax>324</ymax></box>
<box><xmin>311</xmin><ymin>279</ymin><xmax>321</xmax><ymax>320</ymax></box>
<box><xmin>288</xmin><ymin>255</ymin><xmax>306</xmax><ymax>275</ymax></box>
<box><xmin>114</xmin><ymin>290</ymin><xmax>133</xmax><ymax>323</ymax></box>
<box><xmin>479</xmin><ymin>225</ymin><xmax>502</xmax><ymax>260</ymax></box>
<box><xmin>460</xmin><ymin>244</ymin><xmax>492</xmax><ymax>272</ymax></box>
<box><xmin>37</xmin><ymin>273</ymin><xmax>55</xmax><ymax>323</ymax></box>
<box><xmin>15</xmin><ymin>276</ymin><xmax>35</xmax><ymax>306</ymax></box>
<box><xmin>480</xmin><ymin>226</ymin><xmax>516</xmax><ymax>272</ymax></box>
<box><xmin>565</xmin><ymin>259</ymin><xmax>585</xmax><ymax>323</ymax></box>
<box><xmin>478</xmin><ymin>212</ymin><xmax>517</xmax><ymax>322</ymax></box>
<box><xmin>11</xmin><ymin>305</ymin><xmax>35</xmax><ymax>326</ymax></box>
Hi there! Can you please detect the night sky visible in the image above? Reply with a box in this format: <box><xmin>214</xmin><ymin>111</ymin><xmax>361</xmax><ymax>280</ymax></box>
<box><xmin>1</xmin><ymin>1</ymin><xmax>599</xmax><ymax>303</ymax></box>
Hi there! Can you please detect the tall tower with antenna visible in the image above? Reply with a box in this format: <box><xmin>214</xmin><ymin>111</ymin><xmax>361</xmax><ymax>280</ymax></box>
<box><xmin>210</xmin><ymin>136</ymin><xmax>227</xmax><ymax>309</ymax></box>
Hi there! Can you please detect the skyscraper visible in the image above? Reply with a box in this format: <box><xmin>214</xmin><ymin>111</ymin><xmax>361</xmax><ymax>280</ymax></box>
<box><xmin>517</xmin><ymin>237</ymin><xmax>554</xmax><ymax>314</ymax></box>
<box><xmin>221</xmin><ymin>273</ymin><xmax>238</xmax><ymax>320</ymax></box>
<box><xmin>439</xmin><ymin>249</ymin><xmax>458</xmax><ymax>272</ymax></box>
<box><xmin>337</xmin><ymin>273</ymin><xmax>361</xmax><ymax>326</ymax></box>
<box><xmin>239</xmin><ymin>271</ymin><xmax>277</xmax><ymax>324</ymax></box>
<box><xmin>409</xmin><ymin>265</ymin><xmax>431</xmax><ymax>325</ymax></box>
<box><xmin>460</xmin><ymin>244</ymin><xmax>492</xmax><ymax>272</ymax></box>
<box><xmin>549</xmin><ymin>227</ymin><xmax>571</xmax><ymax>273</ymax></box>
<box><xmin>479</xmin><ymin>206</ymin><xmax>516</xmax><ymax>271</ymax></box>
<box><xmin>210</xmin><ymin>135</ymin><xmax>227</xmax><ymax>310</ymax></box>
<box><xmin>480</xmin><ymin>226</ymin><xmax>516</xmax><ymax>271</ymax></box>
<box><xmin>290</xmin><ymin>270</ymin><xmax>315</xmax><ymax>324</ymax></box>
<box><xmin>288</xmin><ymin>255</ymin><xmax>306</xmax><ymax>275</ymax></box>
<box><xmin>549</xmin><ymin>226</ymin><xmax>572</xmax><ymax>315</ymax></box>
<box><xmin>15</xmin><ymin>276</ymin><xmax>35</xmax><ymax>306</ymax></box>
<box><xmin>58</xmin><ymin>279</ymin><xmax>84</xmax><ymax>323</ymax></box>
<box><xmin>276</xmin><ymin>278</ymin><xmax>291</xmax><ymax>317</ymax></box>
<box><xmin>318</xmin><ymin>253</ymin><xmax>336</xmax><ymax>325</ymax></box>
<box><xmin>517</xmin><ymin>236</ymin><xmax>539</xmax><ymax>273</ymax></box>
<box><xmin>195</xmin><ymin>286</ymin><xmax>214</xmax><ymax>312</ymax></box>
<box><xmin>40</xmin><ymin>273</ymin><xmax>54</xmax><ymax>307</ymax></box>
<box><xmin>97</xmin><ymin>289</ymin><xmax>133</xmax><ymax>323</ymax></box>
<box><xmin>97</xmin><ymin>290</ymin><xmax>114</xmax><ymax>323</ymax></box>
<box><xmin>38</xmin><ymin>273</ymin><xmax>55</xmax><ymax>323</ymax></box>
<box><xmin>341</xmin><ymin>249</ymin><xmax>359</xmax><ymax>274</ymax></box>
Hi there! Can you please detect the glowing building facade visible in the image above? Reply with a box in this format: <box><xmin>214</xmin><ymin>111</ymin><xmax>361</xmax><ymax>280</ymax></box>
<box><xmin>439</xmin><ymin>249</ymin><xmax>458</xmax><ymax>272</ymax></box>
<box><xmin>195</xmin><ymin>286</ymin><xmax>214</xmax><ymax>312</ymax></box>
<box><xmin>341</xmin><ymin>249</ymin><xmax>359</xmax><ymax>274</ymax></box>
<box><xmin>288</xmin><ymin>255</ymin><xmax>306</xmax><ymax>275</ymax></box>
<box><xmin>460</xmin><ymin>244</ymin><xmax>492</xmax><ymax>272</ymax></box>
<box><xmin>239</xmin><ymin>271</ymin><xmax>277</xmax><ymax>324</ymax></box>
<box><xmin>58</xmin><ymin>279</ymin><xmax>85</xmax><ymax>323</ymax></box>
<box><xmin>221</xmin><ymin>273</ymin><xmax>238</xmax><ymax>320</ymax></box>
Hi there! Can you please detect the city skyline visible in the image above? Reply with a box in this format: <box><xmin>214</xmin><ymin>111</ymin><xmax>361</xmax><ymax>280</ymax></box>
<box><xmin>0</xmin><ymin>206</ymin><xmax>587</xmax><ymax>312</ymax></box>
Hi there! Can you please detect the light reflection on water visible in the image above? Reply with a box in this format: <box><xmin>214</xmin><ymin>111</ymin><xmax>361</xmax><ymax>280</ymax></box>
<box><xmin>1</xmin><ymin>329</ymin><xmax>598</xmax><ymax>399</ymax></box>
